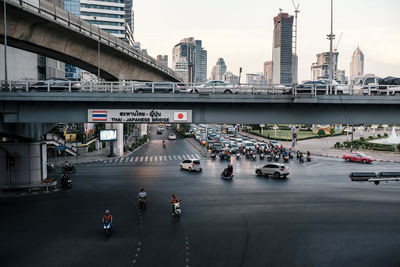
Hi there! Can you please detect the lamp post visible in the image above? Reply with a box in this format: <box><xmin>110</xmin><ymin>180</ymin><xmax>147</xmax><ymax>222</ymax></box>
<box><xmin>3</xmin><ymin>0</ymin><xmax>8</xmax><ymax>89</ymax></box>
<box><xmin>93</xmin><ymin>16</ymin><xmax>100</xmax><ymax>82</ymax></box>
<box><xmin>327</xmin><ymin>0</ymin><xmax>335</xmax><ymax>95</ymax></box>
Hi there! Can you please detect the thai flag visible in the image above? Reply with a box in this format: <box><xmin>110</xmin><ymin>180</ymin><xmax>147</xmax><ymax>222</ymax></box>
<box><xmin>92</xmin><ymin>111</ymin><xmax>107</xmax><ymax>121</ymax></box>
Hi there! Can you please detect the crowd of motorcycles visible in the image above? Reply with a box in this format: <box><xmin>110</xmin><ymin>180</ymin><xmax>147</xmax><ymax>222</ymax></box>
<box><xmin>212</xmin><ymin>144</ymin><xmax>311</xmax><ymax>163</ymax></box>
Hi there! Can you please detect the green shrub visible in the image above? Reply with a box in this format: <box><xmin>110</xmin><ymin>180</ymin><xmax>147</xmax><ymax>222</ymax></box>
<box><xmin>360</xmin><ymin>137</ymin><xmax>365</xmax><ymax>141</ymax></box>
<box><xmin>377</xmin><ymin>134</ymin><xmax>382</xmax><ymax>138</ymax></box>
<box><xmin>384</xmin><ymin>133</ymin><xmax>388</xmax><ymax>137</ymax></box>
<box><xmin>368</xmin><ymin>136</ymin><xmax>373</xmax><ymax>140</ymax></box>
<box><xmin>317</xmin><ymin>129</ymin><xmax>326</xmax><ymax>137</ymax></box>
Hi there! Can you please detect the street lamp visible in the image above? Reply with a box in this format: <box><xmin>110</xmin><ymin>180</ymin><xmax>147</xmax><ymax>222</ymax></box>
<box><xmin>3</xmin><ymin>0</ymin><xmax>8</xmax><ymax>89</ymax></box>
<box><xmin>327</xmin><ymin>0</ymin><xmax>335</xmax><ymax>95</ymax></box>
<box><xmin>93</xmin><ymin>16</ymin><xmax>100</xmax><ymax>82</ymax></box>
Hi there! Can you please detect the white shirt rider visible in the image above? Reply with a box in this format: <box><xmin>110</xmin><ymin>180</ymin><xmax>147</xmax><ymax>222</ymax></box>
<box><xmin>138</xmin><ymin>191</ymin><xmax>147</xmax><ymax>198</ymax></box>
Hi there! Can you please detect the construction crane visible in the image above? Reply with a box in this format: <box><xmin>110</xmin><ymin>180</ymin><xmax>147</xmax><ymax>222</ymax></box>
<box><xmin>292</xmin><ymin>0</ymin><xmax>300</xmax><ymax>83</ymax></box>
<box><xmin>334</xmin><ymin>32</ymin><xmax>343</xmax><ymax>52</ymax></box>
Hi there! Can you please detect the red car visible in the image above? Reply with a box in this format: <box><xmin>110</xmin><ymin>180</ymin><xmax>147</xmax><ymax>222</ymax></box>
<box><xmin>343</xmin><ymin>152</ymin><xmax>373</xmax><ymax>164</ymax></box>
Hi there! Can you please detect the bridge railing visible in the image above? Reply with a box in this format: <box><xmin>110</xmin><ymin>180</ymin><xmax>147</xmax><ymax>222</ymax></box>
<box><xmin>2</xmin><ymin>80</ymin><xmax>400</xmax><ymax>97</ymax></box>
<box><xmin>6</xmin><ymin>0</ymin><xmax>180</xmax><ymax>81</ymax></box>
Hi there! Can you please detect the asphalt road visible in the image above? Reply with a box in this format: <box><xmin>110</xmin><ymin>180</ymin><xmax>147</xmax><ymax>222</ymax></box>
<box><xmin>2</xmin><ymin>126</ymin><xmax>400</xmax><ymax>267</ymax></box>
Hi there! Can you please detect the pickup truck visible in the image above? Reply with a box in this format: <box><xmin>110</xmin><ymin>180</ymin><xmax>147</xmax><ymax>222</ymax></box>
<box><xmin>354</xmin><ymin>76</ymin><xmax>400</xmax><ymax>95</ymax></box>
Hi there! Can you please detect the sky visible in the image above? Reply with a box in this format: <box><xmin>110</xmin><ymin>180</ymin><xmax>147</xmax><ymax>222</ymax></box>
<box><xmin>134</xmin><ymin>0</ymin><xmax>400</xmax><ymax>81</ymax></box>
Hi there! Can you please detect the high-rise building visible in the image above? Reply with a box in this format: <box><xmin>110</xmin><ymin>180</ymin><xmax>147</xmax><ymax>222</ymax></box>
<box><xmin>210</xmin><ymin>58</ymin><xmax>227</xmax><ymax>80</ymax></box>
<box><xmin>272</xmin><ymin>12</ymin><xmax>294</xmax><ymax>84</ymax></box>
<box><xmin>0</xmin><ymin>0</ymin><xmax>65</xmax><ymax>81</ymax></box>
<box><xmin>172</xmin><ymin>37</ymin><xmax>207</xmax><ymax>83</ymax></box>
<box><xmin>336</xmin><ymin>69</ymin><xmax>347</xmax><ymax>84</ymax></box>
<box><xmin>350</xmin><ymin>46</ymin><xmax>364</xmax><ymax>81</ymax></box>
<box><xmin>263</xmin><ymin>61</ymin><xmax>273</xmax><ymax>84</ymax></box>
<box><xmin>246</xmin><ymin>73</ymin><xmax>266</xmax><ymax>85</ymax></box>
<box><xmin>64</xmin><ymin>0</ymin><xmax>81</xmax><ymax>79</ymax></box>
<box><xmin>311</xmin><ymin>51</ymin><xmax>339</xmax><ymax>81</ymax></box>
<box><xmin>222</xmin><ymin>72</ymin><xmax>239</xmax><ymax>85</ymax></box>
<box><xmin>80</xmin><ymin>0</ymin><xmax>133</xmax><ymax>43</ymax></box>
<box><xmin>156</xmin><ymin>55</ymin><xmax>168</xmax><ymax>67</ymax></box>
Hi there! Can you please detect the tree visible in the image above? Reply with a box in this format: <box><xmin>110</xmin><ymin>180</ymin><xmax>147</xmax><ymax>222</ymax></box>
<box><xmin>329</xmin><ymin>128</ymin><xmax>336</xmax><ymax>135</ymax></box>
<box><xmin>317</xmin><ymin>129</ymin><xmax>326</xmax><ymax>138</ymax></box>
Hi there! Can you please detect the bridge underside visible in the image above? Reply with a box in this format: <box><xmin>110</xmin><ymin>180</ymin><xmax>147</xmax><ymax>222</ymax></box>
<box><xmin>1</xmin><ymin>94</ymin><xmax>400</xmax><ymax>125</ymax></box>
<box><xmin>0</xmin><ymin>2</ymin><xmax>179</xmax><ymax>82</ymax></box>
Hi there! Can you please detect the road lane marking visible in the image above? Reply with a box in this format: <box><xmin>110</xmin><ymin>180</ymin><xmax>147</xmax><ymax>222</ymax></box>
<box><xmin>305</xmin><ymin>162</ymin><xmax>322</xmax><ymax>169</ymax></box>
<box><xmin>173</xmin><ymin>155</ymin><xmax>177</xmax><ymax>160</ymax></box>
<box><xmin>177</xmin><ymin>155</ymin><xmax>182</xmax><ymax>160</ymax></box>
<box><xmin>140</xmin><ymin>157</ymin><xmax>144</xmax><ymax>162</ymax></box>
<box><xmin>154</xmin><ymin>156</ymin><xmax>158</xmax><ymax>161</ymax></box>
<box><xmin>195</xmin><ymin>154</ymin><xmax>201</xmax><ymax>159</ymax></box>
<box><xmin>159</xmin><ymin>156</ymin><xmax>163</xmax><ymax>161</ymax></box>
<box><xmin>135</xmin><ymin>157</ymin><xmax>139</xmax><ymax>162</ymax></box>
<box><xmin>190</xmin><ymin>154</ymin><xmax>196</xmax><ymax>159</ymax></box>
<box><xmin>149</xmin><ymin>156</ymin><xmax>153</xmax><ymax>162</ymax></box>
<box><xmin>168</xmin><ymin>156</ymin><xmax>173</xmax><ymax>160</ymax></box>
<box><xmin>186</xmin><ymin>154</ymin><xmax>192</xmax><ymax>159</ymax></box>
<box><xmin>145</xmin><ymin>156</ymin><xmax>149</xmax><ymax>162</ymax></box>
<box><xmin>130</xmin><ymin>157</ymin><xmax>134</xmax><ymax>162</ymax></box>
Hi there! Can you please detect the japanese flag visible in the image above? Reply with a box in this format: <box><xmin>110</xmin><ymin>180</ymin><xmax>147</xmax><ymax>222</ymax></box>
<box><xmin>174</xmin><ymin>112</ymin><xmax>188</xmax><ymax>121</ymax></box>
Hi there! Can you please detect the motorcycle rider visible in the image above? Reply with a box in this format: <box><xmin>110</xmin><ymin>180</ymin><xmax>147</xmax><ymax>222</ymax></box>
<box><xmin>60</xmin><ymin>171</ymin><xmax>69</xmax><ymax>188</ymax></box>
<box><xmin>171</xmin><ymin>194</ymin><xmax>179</xmax><ymax>215</ymax></box>
<box><xmin>102</xmin><ymin>210</ymin><xmax>113</xmax><ymax>227</ymax></box>
<box><xmin>223</xmin><ymin>164</ymin><xmax>233</xmax><ymax>177</ymax></box>
<box><xmin>162</xmin><ymin>140</ymin><xmax>166</xmax><ymax>148</ymax></box>
<box><xmin>138</xmin><ymin>188</ymin><xmax>148</xmax><ymax>204</ymax></box>
<box><xmin>64</xmin><ymin>160</ymin><xmax>72</xmax><ymax>171</ymax></box>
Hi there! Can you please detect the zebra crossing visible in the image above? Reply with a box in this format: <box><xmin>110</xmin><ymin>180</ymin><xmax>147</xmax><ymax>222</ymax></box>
<box><xmin>100</xmin><ymin>153</ymin><xmax>202</xmax><ymax>164</ymax></box>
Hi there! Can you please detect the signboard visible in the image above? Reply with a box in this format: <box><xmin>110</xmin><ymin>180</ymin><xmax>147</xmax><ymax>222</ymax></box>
<box><xmin>54</xmin><ymin>146</ymin><xmax>66</xmax><ymax>151</ymax></box>
<box><xmin>100</xmin><ymin>129</ymin><xmax>117</xmax><ymax>141</ymax></box>
<box><xmin>88</xmin><ymin>109</ymin><xmax>192</xmax><ymax>123</ymax></box>
<box><xmin>65</xmin><ymin>133</ymin><xmax>76</xmax><ymax>142</ymax></box>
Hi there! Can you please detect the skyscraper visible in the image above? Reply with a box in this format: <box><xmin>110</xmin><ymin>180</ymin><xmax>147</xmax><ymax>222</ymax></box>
<box><xmin>172</xmin><ymin>38</ymin><xmax>207</xmax><ymax>83</ymax></box>
<box><xmin>64</xmin><ymin>0</ymin><xmax>81</xmax><ymax>79</ymax></box>
<box><xmin>263</xmin><ymin>61</ymin><xmax>273</xmax><ymax>84</ymax></box>
<box><xmin>272</xmin><ymin>12</ymin><xmax>294</xmax><ymax>84</ymax></box>
<box><xmin>311</xmin><ymin>51</ymin><xmax>339</xmax><ymax>81</ymax></box>
<box><xmin>210</xmin><ymin>58</ymin><xmax>227</xmax><ymax>80</ymax></box>
<box><xmin>350</xmin><ymin>46</ymin><xmax>364</xmax><ymax>81</ymax></box>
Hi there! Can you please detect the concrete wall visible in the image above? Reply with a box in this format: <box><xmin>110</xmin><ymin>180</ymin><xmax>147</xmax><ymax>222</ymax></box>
<box><xmin>0</xmin><ymin>142</ymin><xmax>46</xmax><ymax>187</ymax></box>
<box><xmin>0</xmin><ymin>46</ymin><xmax>38</xmax><ymax>80</ymax></box>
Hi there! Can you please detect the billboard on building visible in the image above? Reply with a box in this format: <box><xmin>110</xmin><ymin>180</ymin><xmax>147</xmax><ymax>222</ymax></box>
<box><xmin>100</xmin><ymin>129</ymin><xmax>117</xmax><ymax>141</ymax></box>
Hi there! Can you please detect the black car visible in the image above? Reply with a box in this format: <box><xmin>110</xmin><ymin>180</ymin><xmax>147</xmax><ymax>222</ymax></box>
<box><xmin>297</xmin><ymin>80</ymin><xmax>335</xmax><ymax>95</ymax></box>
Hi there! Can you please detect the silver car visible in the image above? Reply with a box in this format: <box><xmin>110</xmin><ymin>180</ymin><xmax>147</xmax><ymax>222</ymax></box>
<box><xmin>189</xmin><ymin>80</ymin><xmax>236</xmax><ymax>94</ymax></box>
<box><xmin>255</xmin><ymin>163</ymin><xmax>289</xmax><ymax>178</ymax></box>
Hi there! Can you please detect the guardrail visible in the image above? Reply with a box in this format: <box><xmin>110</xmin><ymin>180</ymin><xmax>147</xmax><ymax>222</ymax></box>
<box><xmin>5</xmin><ymin>0</ymin><xmax>179</xmax><ymax>81</ymax></box>
<box><xmin>2</xmin><ymin>80</ymin><xmax>400</xmax><ymax>97</ymax></box>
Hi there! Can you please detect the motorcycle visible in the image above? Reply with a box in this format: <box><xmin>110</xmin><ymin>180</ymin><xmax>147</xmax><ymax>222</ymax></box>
<box><xmin>283</xmin><ymin>155</ymin><xmax>289</xmax><ymax>163</ymax></box>
<box><xmin>306</xmin><ymin>155</ymin><xmax>312</xmax><ymax>162</ymax></box>
<box><xmin>267</xmin><ymin>154</ymin><xmax>272</xmax><ymax>161</ymax></box>
<box><xmin>274</xmin><ymin>154</ymin><xmax>280</xmax><ymax>162</ymax></box>
<box><xmin>288</xmin><ymin>152</ymin><xmax>293</xmax><ymax>159</ymax></box>
<box><xmin>211</xmin><ymin>153</ymin><xmax>217</xmax><ymax>160</ymax></box>
<box><xmin>172</xmin><ymin>201</ymin><xmax>182</xmax><ymax>217</ymax></box>
<box><xmin>242</xmin><ymin>148</ymin><xmax>246</xmax><ymax>155</ymax></box>
<box><xmin>162</xmin><ymin>143</ymin><xmax>166</xmax><ymax>149</ymax></box>
<box><xmin>104</xmin><ymin>221</ymin><xmax>112</xmax><ymax>239</ymax></box>
<box><xmin>299</xmin><ymin>156</ymin><xmax>304</xmax><ymax>163</ymax></box>
<box><xmin>221</xmin><ymin>171</ymin><xmax>234</xmax><ymax>180</ymax></box>
<box><xmin>260</xmin><ymin>153</ymin><xmax>265</xmax><ymax>160</ymax></box>
<box><xmin>60</xmin><ymin>175</ymin><xmax>72</xmax><ymax>189</ymax></box>
<box><xmin>139</xmin><ymin>196</ymin><xmax>146</xmax><ymax>209</ymax></box>
<box><xmin>236</xmin><ymin>152</ymin><xmax>241</xmax><ymax>160</ymax></box>
<box><xmin>251</xmin><ymin>154</ymin><xmax>257</xmax><ymax>161</ymax></box>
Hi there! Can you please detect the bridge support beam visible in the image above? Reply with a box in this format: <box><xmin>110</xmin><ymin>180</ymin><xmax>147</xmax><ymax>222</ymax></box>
<box><xmin>105</xmin><ymin>123</ymin><xmax>123</xmax><ymax>157</ymax></box>
<box><xmin>0</xmin><ymin>141</ymin><xmax>47</xmax><ymax>189</ymax></box>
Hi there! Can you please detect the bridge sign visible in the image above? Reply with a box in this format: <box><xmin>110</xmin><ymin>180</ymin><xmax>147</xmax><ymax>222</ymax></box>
<box><xmin>88</xmin><ymin>109</ymin><xmax>192</xmax><ymax>123</ymax></box>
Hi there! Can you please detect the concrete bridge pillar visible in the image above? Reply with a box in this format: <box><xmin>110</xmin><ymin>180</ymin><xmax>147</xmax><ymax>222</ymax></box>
<box><xmin>0</xmin><ymin>141</ymin><xmax>47</xmax><ymax>189</ymax></box>
<box><xmin>105</xmin><ymin>123</ymin><xmax>124</xmax><ymax>157</ymax></box>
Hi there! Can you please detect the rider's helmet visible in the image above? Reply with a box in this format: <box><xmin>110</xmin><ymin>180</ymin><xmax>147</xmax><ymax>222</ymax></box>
<box><xmin>105</xmin><ymin>210</ymin><xmax>110</xmax><ymax>215</ymax></box>
<box><xmin>141</xmin><ymin>188</ymin><xmax>144</xmax><ymax>192</ymax></box>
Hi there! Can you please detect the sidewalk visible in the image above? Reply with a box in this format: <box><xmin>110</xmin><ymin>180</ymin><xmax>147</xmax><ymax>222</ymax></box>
<box><xmin>240</xmin><ymin>131</ymin><xmax>400</xmax><ymax>163</ymax></box>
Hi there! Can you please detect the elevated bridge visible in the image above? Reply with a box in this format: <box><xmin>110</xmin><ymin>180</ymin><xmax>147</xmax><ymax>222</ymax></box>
<box><xmin>0</xmin><ymin>0</ymin><xmax>180</xmax><ymax>82</ymax></box>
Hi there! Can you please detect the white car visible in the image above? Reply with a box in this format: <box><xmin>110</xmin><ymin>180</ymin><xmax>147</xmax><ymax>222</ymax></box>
<box><xmin>180</xmin><ymin>159</ymin><xmax>202</xmax><ymax>172</ymax></box>
<box><xmin>255</xmin><ymin>163</ymin><xmax>289</xmax><ymax>178</ymax></box>
<box><xmin>189</xmin><ymin>80</ymin><xmax>236</xmax><ymax>94</ymax></box>
<box><xmin>168</xmin><ymin>133</ymin><xmax>176</xmax><ymax>140</ymax></box>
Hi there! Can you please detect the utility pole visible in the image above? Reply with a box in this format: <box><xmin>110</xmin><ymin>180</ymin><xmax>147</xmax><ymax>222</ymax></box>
<box><xmin>327</xmin><ymin>0</ymin><xmax>335</xmax><ymax>95</ymax></box>
<box><xmin>93</xmin><ymin>17</ymin><xmax>100</xmax><ymax>82</ymax></box>
<box><xmin>3</xmin><ymin>0</ymin><xmax>8</xmax><ymax>89</ymax></box>
<box><xmin>292</xmin><ymin>1</ymin><xmax>299</xmax><ymax>85</ymax></box>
